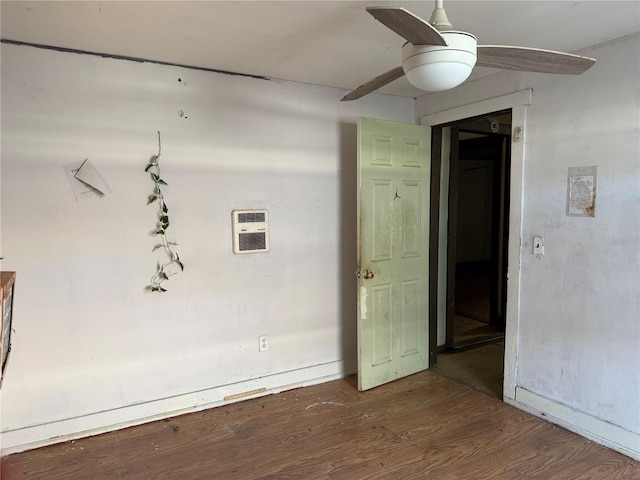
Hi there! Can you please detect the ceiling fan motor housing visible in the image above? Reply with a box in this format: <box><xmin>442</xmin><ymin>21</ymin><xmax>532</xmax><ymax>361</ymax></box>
<box><xmin>402</xmin><ymin>31</ymin><xmax>477</xmax><ymax>92</ymax></box>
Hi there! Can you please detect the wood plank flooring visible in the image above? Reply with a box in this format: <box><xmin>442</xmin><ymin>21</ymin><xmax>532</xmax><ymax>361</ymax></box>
<box><xmin>451</xmin><ymin>315</ymin><xmax>504</xmax><ymax>351</ymax></box>
<box><xmin>435</xmin><ymin>342</ymin><xmax>505</xmax><ymax>399</ymax></box>
<box><xmin>2</xmin><ymin>371</ymin><xmax>639</xmax><ymax>480</ymax></box>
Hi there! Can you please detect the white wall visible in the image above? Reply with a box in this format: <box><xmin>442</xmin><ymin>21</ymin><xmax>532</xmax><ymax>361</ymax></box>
<box><xmin>418</xmin><ymin>33</ymin><xmax>640</xmax><ymax>458</ymax></box>
<box><xmin>0</xmin><ymin>43</ymin><xmax>415</xmax><ymax>453</ymax></box>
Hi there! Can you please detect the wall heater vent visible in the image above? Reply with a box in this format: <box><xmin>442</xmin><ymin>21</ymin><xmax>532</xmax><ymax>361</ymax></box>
<box><xmin>232</xmin><ymin>209</ymin><xmax>269</xmax><ymax>254</ymax></box>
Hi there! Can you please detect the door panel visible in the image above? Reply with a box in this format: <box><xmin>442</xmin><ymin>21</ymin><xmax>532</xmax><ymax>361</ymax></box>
<box><xmin>371</xmin><ymin>285</ymin><xmax>392</xmax><ymax>365</ymax></box>
<box><xmin>372</xmin><ymin>180</ymin><xmax>393</xmax><ymax>261</ymax></box>
<box><xmin>401</xmin><ymin>280</ymin><xmax>420</xmax><ymax>355</ymax></box>
<box><xmin>402</xmin><ymin>181</ymin><xmax>421</xmax><ymax>256</ymax></box>
<box><xmin>357</xmin><ymin>117</ymin><xmax>431</xmax><ymax>391</ymax></box>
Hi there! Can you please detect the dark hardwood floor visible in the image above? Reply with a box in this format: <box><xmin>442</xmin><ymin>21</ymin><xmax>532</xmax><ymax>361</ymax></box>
<box><xmin>2</xmin><ymin>371</ymin><xmax>639</xmax><ymax>480</ymax></box>
<box><xmin>435</xmin><ymin>341</ymin><xmax>505</xmax><ymax>399</ymax></box>
<box><xmin>451</xmin><ymin>315</ymin><xmax>504</xmax><ymax>351</ymax></box>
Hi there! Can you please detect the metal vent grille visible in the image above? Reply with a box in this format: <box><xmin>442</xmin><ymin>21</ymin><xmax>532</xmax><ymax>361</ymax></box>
<box><xmin>232</xmin><ymin>209</ymin><xmax>269</xmax><ymax>254</ymax></box>
<box><xmin>238</xmin><ymin>232</ymin><xmax>266</xmax><ymax>252</ymax></box>
<box><xmin>237</xmin><ymin>212</ymin><xmax>265</xmax><ymax>223</ymax></box>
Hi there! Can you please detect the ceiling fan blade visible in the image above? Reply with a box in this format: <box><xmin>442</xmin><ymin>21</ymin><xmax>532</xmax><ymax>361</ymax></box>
<box><xmin>341</xmin><ymin>66</ymin><xmax>405</xmax><ymax>102</ymax></box>
<box><xmin>366</xmin><ymin>7</ymin><xmax>447</xmax><ymax>46</ymax></box>
<box><xmin>476</xmin><ymin>46</ymin><xmax>596</xmax><ymax>75</ymax></box>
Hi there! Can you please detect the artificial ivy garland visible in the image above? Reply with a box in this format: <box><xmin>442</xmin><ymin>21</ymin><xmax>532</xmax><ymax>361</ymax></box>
<box><xmin>145</xmin><ymin>132</ymin><xmax>184</xmax><ymax>292</ymax></box>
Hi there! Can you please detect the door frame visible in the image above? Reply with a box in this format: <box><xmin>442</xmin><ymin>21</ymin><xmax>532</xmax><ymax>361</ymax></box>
<box><xmin>421</xmin><ymin>89</ymin><xmax>532</xmax><ymax>401</ymax></box>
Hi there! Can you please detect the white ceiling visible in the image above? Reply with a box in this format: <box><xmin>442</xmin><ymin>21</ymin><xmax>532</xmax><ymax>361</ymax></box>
<box><xmin>2</xmin><ymin>1</ymin><xmax>639</xmax><ymax>98</ymax></box>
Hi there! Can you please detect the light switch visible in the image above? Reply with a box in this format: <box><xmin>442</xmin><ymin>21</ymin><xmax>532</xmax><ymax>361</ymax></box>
<box><xmin>533</xmin><ymin>236</ymin><xmax>544</xmax><ymax>255</ymax></box>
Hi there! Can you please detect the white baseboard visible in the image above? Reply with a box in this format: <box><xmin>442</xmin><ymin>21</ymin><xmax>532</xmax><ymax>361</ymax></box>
<box><xmin>506</xmin><ymin>386</ymin><xmax>640</xmax><ymax>461</ymax></box>
<box><xmin>1</xmin><ymin>359</ymin><xmax>356</xmax><ymax>456</ymax></box>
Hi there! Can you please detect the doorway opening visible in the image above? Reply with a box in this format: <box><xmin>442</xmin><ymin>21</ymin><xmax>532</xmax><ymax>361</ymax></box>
<box><xmin>433</xmin><ymin>110</ymin><xmax>512</xmax><ymax>399</ymax></box>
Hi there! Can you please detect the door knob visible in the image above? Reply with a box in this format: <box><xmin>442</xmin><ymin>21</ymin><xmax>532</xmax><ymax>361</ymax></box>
<box><xmin>361</xmin><ymin>269</ymin><xmax>375</xmax><ymax>280</ymax></box>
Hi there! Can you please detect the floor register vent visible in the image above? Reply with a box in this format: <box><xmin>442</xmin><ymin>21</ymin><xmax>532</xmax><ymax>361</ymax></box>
<box><xmin>232</xmin><ymin>209</ymin><xmax>269</xmax><ymax>254</ymax></box>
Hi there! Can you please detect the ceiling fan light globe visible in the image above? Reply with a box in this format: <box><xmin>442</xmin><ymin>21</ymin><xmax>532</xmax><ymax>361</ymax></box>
<box><xmin>402</xmin><ymin>31</ymin><xmax>477</xmax><ymax>92</ymax></box>
<box><xmin>405</xmin><ymin>62</ymin><xmax>474</xmax><ymax>91</ymax></box>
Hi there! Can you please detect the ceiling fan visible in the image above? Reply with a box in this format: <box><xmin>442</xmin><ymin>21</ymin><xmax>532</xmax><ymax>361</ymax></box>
<box><xmin>341</xmin><ymin>0</ymin><xmax>596</xmax><ymax>101</ymax></box>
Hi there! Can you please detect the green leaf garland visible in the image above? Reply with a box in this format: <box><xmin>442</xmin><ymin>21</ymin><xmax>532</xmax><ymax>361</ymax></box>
<box><xmin>146</xmin><ymin>131</ymin><xmax>184</xmax><ymax>292</ymax></box>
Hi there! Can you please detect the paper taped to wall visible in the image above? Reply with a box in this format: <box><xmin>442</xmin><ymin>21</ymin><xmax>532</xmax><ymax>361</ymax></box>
<box><xmin>567</xmin><ymin>166</ymin><xmax>596</xmax><ymax>217</ymax></box>
<box><xmin>64</xmin><ymin>159</ymin><xmax>111</xmax><ymax>201</ymax></box>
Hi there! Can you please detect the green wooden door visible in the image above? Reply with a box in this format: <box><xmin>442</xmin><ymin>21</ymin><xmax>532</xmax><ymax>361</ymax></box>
<box><xmin>357</xmin><ymin>117</ymin><xmax>431</xmax><ymax>391</ymax></box>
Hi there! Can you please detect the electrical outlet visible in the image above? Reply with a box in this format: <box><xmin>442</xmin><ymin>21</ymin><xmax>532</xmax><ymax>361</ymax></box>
<box><xmin>259</xmin><ymin>335</ymin><xmax>269</xmax><ymax>352</ymax></box>
<box><xmin>533</xmin><ymin>236</ymin><xmax>544</xmax><ymax>255</ymax></box>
